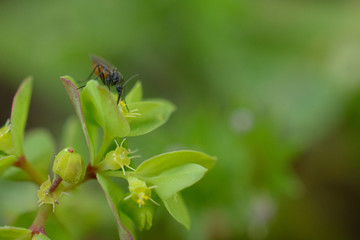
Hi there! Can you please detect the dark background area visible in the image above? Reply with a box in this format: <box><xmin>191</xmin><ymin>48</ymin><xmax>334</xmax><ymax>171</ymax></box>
<box><xmin>1</xmin><ymin>0</ymin><xmax>360</xmax><ymax>239</ymax></box>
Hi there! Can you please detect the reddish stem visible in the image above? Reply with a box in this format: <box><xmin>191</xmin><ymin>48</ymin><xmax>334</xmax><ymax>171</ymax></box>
<box><xmin>13</xmin><ymin>155</ymin><xmax>46</xmax><ymax>185</ymax></box>
<box><xmin>29</xmin><ymin>204</ymin><xmax>51</xmax><ymax>236</ymax></box>
<box><xmin>86</xmin><ymin>163</ymin><xmax>98</xmax><ymax>179</ymax></box>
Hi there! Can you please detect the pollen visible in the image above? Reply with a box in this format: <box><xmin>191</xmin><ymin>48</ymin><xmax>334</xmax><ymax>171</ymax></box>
<box><xmin>120</xmin><ymin>101</ymin><xmax>126</xmax><ymax>107</ymax></box>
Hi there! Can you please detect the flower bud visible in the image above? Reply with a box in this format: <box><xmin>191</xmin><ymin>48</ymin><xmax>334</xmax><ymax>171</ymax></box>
<box><xmin>0</xmin><ymin>120</ymin><xmax>14</xmax><ymax>154</ymax></box>
<box><xmin>52</xmin><ymin>147</ymin><xmax>85</xmax><ymax>184</ymax></box>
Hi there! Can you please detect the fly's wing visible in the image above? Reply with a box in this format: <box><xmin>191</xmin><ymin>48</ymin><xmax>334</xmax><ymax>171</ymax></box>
<box><xmin>89</xmin><ymin>54</ymin><xmax>117</xmax><ymax>71</ymax></box>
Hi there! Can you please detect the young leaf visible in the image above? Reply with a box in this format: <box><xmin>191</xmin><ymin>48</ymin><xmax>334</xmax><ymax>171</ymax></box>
<box><xmin>11</xmin><ymin>76</ymin><xmax>33</xmax><ymax>157</ymax></box>
<box><xmin>0</xmin><ymin>226</ymin><xmax>32</xmax><ymax>240</ymax></box>
<box><xmin>125</xmin><ymin>81</ymin><xmax>143</xmax><ymax>104</ymax></box>
<box><xmin>163</xmin><ymin>193</ymin><xmax>190</xmax><ymax>230</ymax></box>
<box><xmin>0</xmin><ymin>155</ymin><xmax>17</xmax><ymax>176</ymax></box>
<box><xmin>33</xmin><ymin>233</ymin><xmax>51</xmax><ymax>240</ymax></box>
<box><xmin>126</xmin><ymin>100</ymin><xmax>175</xmax><ymax>136</ymax></box>
<box><xmin>3</xmin><ymin>129</ymin><xmax>55</xmax><ymax>181</ymax></box>
<box><xmin>81</xmin><ymin>80</ymin><xmax>130</xmax><ymax>138</ymax></box>
<box><xmin>139</xmin><ymin>163</ymin><xmax>207</xmax><ymax>200</ymax></box>
<box><xmin>61</xmin><ymin>116</ymin><xmax>90</xmax><ymax>162</ymax></box>
<box><xmin>97</xmin><ymin>173</ymin><xmax>135</xmax><ymax>240</ymax></box>
<box><xmin>60</xmin><ymin>76</ymin><xmax>94</xmax><ymax>162</ymax></box>
<box><xmin>136</xmin><ymin>150</ymin><xmax>216</xmax><ymax>177</ymax></box>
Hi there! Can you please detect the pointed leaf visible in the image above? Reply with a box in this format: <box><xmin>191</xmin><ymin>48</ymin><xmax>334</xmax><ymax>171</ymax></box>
<box><xmin>11</xmin><ymin>77</ymin><xmax>33</xmax><ymax>156</ymax></box>
<box><xmin>0</xmin><ymin>155</ymin><xmax>16</xmax><ymax>176</ymax></box>
<box><xmin>61</xmin><ymin>116</ymin><xmax>90</xmax><ymax>162</ymax></box>
<box><xmin>3</xmin><ymin>129</ymin><xmax>55</xmax><ymax>181</ymax></box>
<box><xmin>0</xmin><ymin>226</ymin><xmax>32</xmax><ymax>240</ymax></box>
<box><xmin>81</xmin><ymin>80</ymin><xmax>130</xmax><ymax>138</ymax></box>
<box><xmin>97</xmin><ymin>174</ymin><xmax>135</xmax><ymax>240</ymax></box>
<box><xmin>163</xmin><ymin>193</ymin><xmax>190</xmax><ymax>229</ymax></box>
<box><xmin>136</xmin><ymin>150</ymin><xmax>216</xmax><ymax>177</ymax></box>
<box><xmin>140</xmin><ymin>163</ymin><xmax>207</xmax><ymax>200</ymax></box>
<box><xmin>60</xmin><ymin>76</ymin><xmax>94</xmax><ymax>162</ymax></box>
<box><xmin>126</xmin><ymin>100</ymin><xmax>175</xmax><ymax>136</ymax></box>
<box><xmin>33</xmin><ymin>233</ymin><xmax>51</xmax><ymax>240</ymax></box>
<box><xmin>126</xmin><ymin>81</ymin><xmax>142</xmax><ymax>104</ymax></box>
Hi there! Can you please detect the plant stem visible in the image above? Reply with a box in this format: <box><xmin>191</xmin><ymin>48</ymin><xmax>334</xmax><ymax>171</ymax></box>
<box><xmin>29</xmin><ymin>204</ymin><xmax>51</xmax><ymax>236</ymax></box>
<box><xmin>94</xmin><ymin>133</ymin><xmax>112</xmax><ymax>165</ymax></box>
<box><xmin>14</xmin><ymin>155</ymin><xmax>46</xmax><ymax>185</ymax></box>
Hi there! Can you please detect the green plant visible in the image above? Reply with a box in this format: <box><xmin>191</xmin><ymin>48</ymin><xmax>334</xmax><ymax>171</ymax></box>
<box><xmin>0</xmin><ymin>76</ymin><xmax>215</xmax><ymax>239</ymax></box>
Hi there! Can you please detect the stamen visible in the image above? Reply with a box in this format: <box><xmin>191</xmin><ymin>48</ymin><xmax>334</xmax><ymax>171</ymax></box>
<box><xmin>128</xmin><ymin>149</ymin><xmax>138</xmax><ymax>154</ymax></box>
<box><xmin>149</xmin><ymin>197</ymin><xmax>160</xmax><ymax>206</ymax></box>
<box><xmin>120</xmin><ymin>138</ymin><xmax>126</xmax><ymax>148</ymax></box>
<box><xmin>126</xmin><ymin>165</ymin><xmax>136</xmax><ymax>171</ymax></box>
<box><xmin>114</xmin><ymin>139</ymin><xmax>119</xmax><ymax>147</ymax></box>
<box><xmin>124</xmin><ymin>195</ymin><xmax>132</xmax><ymax>201</ymax></box>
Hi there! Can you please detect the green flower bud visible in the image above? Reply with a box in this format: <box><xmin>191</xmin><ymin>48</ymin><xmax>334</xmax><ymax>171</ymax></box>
<box><xmin>0</xmin><ymin>120</ymin><xmax>14</xmax><ymax>154</ymax></box>
<box><xmin>124</xmin><ymin>176</ymin><xmax>159</xmax><ymax>208</ymax></box>
<box><xmin>53</xmin><ymin>147</ymin><xmax>85</xmax><ymax>184</ymax></box>
<box><xmin>97</xmin><ymin>139</ymin><xmax>137</xmax><ymax>174</ymax></box>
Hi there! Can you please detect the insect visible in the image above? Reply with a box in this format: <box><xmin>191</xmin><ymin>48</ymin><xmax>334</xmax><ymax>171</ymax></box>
<box><xmin>79</xmin><ymin>55</ymin><xmax>138</xmax><ymax>111</ymax></box>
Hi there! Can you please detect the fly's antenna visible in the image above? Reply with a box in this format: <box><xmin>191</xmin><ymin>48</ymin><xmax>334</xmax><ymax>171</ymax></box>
<box><xmin>124</xmin><ymin>74</ymin><xmax>139</xmax><ymax>86</ymax></box>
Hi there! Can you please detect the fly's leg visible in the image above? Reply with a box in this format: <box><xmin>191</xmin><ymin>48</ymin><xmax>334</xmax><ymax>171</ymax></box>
<box><xmin>122</xmin><ymin>85</ymin><xmax>129</xmax><ymax>112</ymax></box>
<box><xmin>116</xmin><ymin>84</ymin><xmax>123</xmax><ymax>105</ymax></box>
<box><xmin>116</xmin><ymin>84</ymin><xmax>129</xmax><ymax>112</ymax></box>
<box><xmin>78</xmin><ymin>64</ymin><xmax>104</xmax><ymax>89</ymax></box>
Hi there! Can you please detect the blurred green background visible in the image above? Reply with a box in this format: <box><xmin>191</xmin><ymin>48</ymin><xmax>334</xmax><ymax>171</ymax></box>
<box><xmin>1</xmin><ymin>0</ymin><xmax>360</xmax><ymax>239</ymax></box>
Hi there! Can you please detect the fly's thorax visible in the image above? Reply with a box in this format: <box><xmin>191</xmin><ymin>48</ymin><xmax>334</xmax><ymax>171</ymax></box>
<box><xmin>110</xmin><ymin>70</ymin><xmax>124</xmax><ymax>85</ymax></box>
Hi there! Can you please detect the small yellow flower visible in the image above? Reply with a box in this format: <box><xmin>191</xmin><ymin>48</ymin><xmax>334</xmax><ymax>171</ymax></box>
<box><xmin>98</xmin><ymin>138</ymin><xmax>139</xmax><ymax>175</ymax></box>
<box><xmin>124</xmin><ymin>176</ymin><xmax>159</xmax><ymax>208</ymax></box>
<box><xmin>118</xmin><ymin>101</ymin><xmax>142</xmax><ymax>118</ymax></box>
<box><xmin>36</xmin><ymin>176</ymin><xmax>68</xmax><ymax>212</ymax></box>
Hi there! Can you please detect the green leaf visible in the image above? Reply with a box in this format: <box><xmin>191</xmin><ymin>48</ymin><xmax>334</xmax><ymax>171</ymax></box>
<box><xmin>33</xmin><ymin>233</ymin><xmax>51</xmax><ymax>240</ymax></box>
<box><xmin>126</xmin><ymin>100</ymin><xmax>175</xmax><ymax>136</ymax></box>
<box><xmin>136</xmin><ymin>150</ymin><xmax>216</xmax><ymax>177</ymax></box>
<box><xmin>0</xmin><ymin>155</ymin><xmax>16</xmax><ymax>176</ymax></box>
<box><xmin>60</xmin><ymin>76</ymin><xmax>94</xmax><ymax>163</ymax></box>
<box><xmin>163</xmin><ymin>193</ymin><xmax>190</xmax><ymax>229</ymax></box>
<box><xmin>11</xmin><ymin>76</ymin><xmax>33</xmax><ymax>157</ymax></box>
<box><xmin>126</xmin><ymin>81</ymin><xmax>142</xmax><ymax>104</ymax></box>
<box><xmin>97</xmin><ymin>174</ymin><xmax>135</xmax><ymax>240</ymax></box>
<box><xmin>81</xmin><ymin>80</ymin><xmax>130</xmax><ymax>138</ymax></box>
<box><xmin>0</xmin><ymin>226</ymin><xmax>32</xmax><ymax>240</ymax></box>
<box><xmin>140</xmin><ymin>164</ymin><xmax>207</xmax><ymax>200</ymax></box>
<box><xmin>3</xmin><ymin>129</ymin><xmax>55</xmax><ymax>181</ymax></box>
<box><xmin>61</xmin><ymin>116</ymin><xmax>90</xmax><ymax>163</ymax></box>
